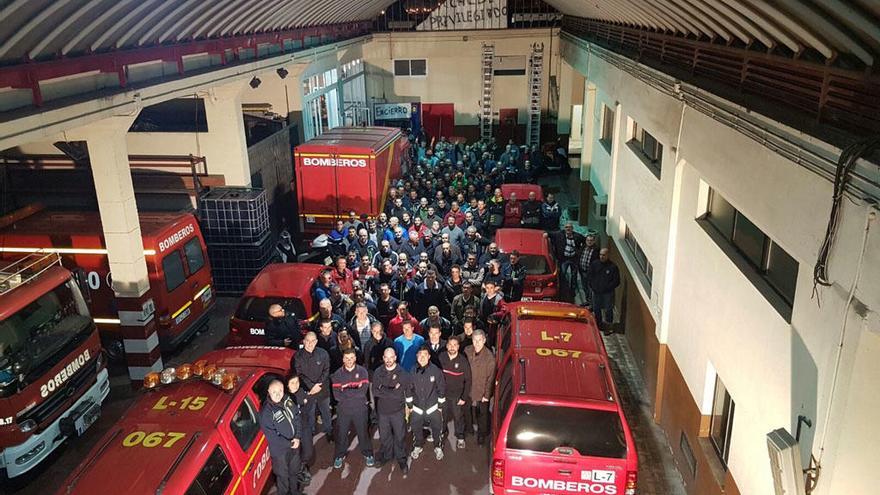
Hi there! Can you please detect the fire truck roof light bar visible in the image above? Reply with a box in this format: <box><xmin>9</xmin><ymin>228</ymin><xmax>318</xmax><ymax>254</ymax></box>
<box><xmin>516</xmin><ymin>306</ymin><xmax>591</xmax><ymax>321</ymax></box>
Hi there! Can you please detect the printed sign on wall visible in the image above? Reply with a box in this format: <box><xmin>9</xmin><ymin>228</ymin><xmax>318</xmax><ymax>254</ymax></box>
<box><xmin>417</xmin><ymin>0</ymin><xmax>508</xmax><ymax>31</ymax></box>
<box><xmin>375</xmin><ymin>103</ymin><xmax>412</xmax><ymax>120</ymax></box>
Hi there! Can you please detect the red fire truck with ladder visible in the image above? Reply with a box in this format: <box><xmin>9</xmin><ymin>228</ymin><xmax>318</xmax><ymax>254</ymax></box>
<box><xmin>0</xmin><ymin>252</ymin><xmax>109</xmax><ymax>480</ymax></box>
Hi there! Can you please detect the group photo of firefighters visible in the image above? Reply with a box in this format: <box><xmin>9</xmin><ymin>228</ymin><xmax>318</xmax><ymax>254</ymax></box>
<box><xmin>259</xmin><ymin>133</ymin><xmax>622</xmax><ymax>494</ymax></box>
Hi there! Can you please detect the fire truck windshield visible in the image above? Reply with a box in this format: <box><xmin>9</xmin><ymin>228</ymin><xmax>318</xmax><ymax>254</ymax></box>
<box><xmin>0</xmin><ymin>280</ymin><xmax>92</xmax><ymax>397</ymax></box>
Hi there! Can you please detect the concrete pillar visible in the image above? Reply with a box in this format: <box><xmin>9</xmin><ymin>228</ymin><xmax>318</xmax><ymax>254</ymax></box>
<box><xmin>556</xmin><ymin>61</ymin><xmax>575</xmax><ymax>135</ymax></box>
<box><xmin>74</xmin><ymin>115</ymin><xmax>163</xmax><ymax>382</ymax></box>
<box><xmin>202</xmin><ymin>82</ymin><xmax>252</xmax><ymax>186</ymax></box>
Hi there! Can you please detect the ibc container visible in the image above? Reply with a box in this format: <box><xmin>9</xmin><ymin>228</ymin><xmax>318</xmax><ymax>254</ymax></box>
<box><xmin>198</xmin><ymin>187</ymin><xmax>269</xmax><ymax>243</ymax></box>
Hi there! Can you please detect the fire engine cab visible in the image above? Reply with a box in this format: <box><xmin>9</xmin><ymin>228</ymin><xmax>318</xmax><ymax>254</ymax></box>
<box><xmin>58</xmin><ymin>346</ymin><xmax>294</xmax><ymax>495</ymax></box>
<box><xmin>0</xmin><ymin>252</ymin><xmax>109</xmax><ymax>479</ymax></box>
<box><xmin>0</xmin><ymin>206</ymin><xmax>215</xmax><ymax>356</ymax></box>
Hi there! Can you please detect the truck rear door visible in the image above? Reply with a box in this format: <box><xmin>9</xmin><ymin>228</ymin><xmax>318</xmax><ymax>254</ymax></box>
<box><xmin>502</xmin><ymin>403</ymin><xmax>629</xmax><ymax>495</ymax></box>
<box><xmin>297</xmin><ymin>148</ymin><xmax>341</xmax><ymax>232</ymax></box>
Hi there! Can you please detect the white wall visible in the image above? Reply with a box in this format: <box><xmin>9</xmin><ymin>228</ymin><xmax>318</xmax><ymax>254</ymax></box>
<box><xmin>562</xmin><ymin>35</ymin><xmax>880</xmax><ymax>495</ymax></box>
<box><xmin>362</xmin><ymin>29</ymin><xmax>559</xmax><ymax>126</ymax></box>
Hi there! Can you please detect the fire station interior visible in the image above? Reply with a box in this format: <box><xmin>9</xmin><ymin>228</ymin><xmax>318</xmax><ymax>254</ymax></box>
<box><xmin>0</xmin><ymin>1</ymin><xmax>879</xmax><ymax>494</ymax></box>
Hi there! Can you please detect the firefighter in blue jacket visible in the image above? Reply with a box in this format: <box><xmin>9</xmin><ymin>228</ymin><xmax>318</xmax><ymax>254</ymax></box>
<box><xmin>406</xmin><ymin>345</ymin><xmax>447</xmax><ymax>461</ymax></box>
<box><xmin>259</xmin><ymin>379</ymin><xmax>303</xmax><ymax>495</ymax></box>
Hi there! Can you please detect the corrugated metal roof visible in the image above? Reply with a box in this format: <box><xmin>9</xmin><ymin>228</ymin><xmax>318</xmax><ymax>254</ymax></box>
<box><xmin>546</xmin><ymin>0</ymin><xmax>880</xmax><ymax>66</ymax></box>
<box><xmin>0</xmin><ymin>0</ymin><xmax>395</xmax><ymax>63</ymax></box>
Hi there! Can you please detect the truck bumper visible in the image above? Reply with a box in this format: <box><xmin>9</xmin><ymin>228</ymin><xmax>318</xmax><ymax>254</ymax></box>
<box><xmin>0</xmin><ymin>367</ymin><xmax>110</xmax><ymax>479</ymax></box>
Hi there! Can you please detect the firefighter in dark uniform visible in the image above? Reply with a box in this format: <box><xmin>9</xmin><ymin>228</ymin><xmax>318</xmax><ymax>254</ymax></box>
<box><xmin>259</xmin><ymin>380</ymin><xmax>303</xmax><ymax>495</ymax></box>
<box><xmin>330</xmin><ymin>348</ymin><xmax>375</xmax><ymax>469</ymax></box>
<box><xmin>286</xmin><ymin>375</ymin><xmax>312</xmax><ymax>487</ymax></box>
<box><xmin>372</xmin><ymin>347</ymin><xmax>413</xmax><ymax>474</ymax></box>
<box><xmin>266</xmin><ymin>304</ymin><xmax>303</xmax><ymax>349</ymax></box>
<box><xmin>294</xmin><ymin>332</ymin><xmax>333</xmax><ymax>447</ymax></box>
<box><xmin>406</xmin><ymin>346</ymin><xmax>447</xmax><ymax>461</ymax></box>
<box><xmin>439</xmin><ymin>335</ymin><xmax>471</xmax><ymax>449</ymax></box>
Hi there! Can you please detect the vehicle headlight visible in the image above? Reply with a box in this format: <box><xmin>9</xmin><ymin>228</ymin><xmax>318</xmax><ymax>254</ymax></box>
<box><xmin>19</xmin><ymin>419</ymin><xmax>37</xmax><ymax>433</ymax></box>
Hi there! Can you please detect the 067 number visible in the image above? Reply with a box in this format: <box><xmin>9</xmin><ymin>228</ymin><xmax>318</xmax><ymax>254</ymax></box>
<box><xmin>122</xmin><ymin>431</ymin><xmax>186</xmax><ymax>448</ymax></box>
<box><xmin>535</xmin><ymin>348</ymin><xmax>582</xmax><ymax>359</ymax></box>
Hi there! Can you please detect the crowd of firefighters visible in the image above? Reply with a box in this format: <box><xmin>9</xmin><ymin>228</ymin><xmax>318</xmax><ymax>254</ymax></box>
<box><xmin>258</xmin><ymin>136</ymin><xmax>621</xmax><ymax>495</ymax></box>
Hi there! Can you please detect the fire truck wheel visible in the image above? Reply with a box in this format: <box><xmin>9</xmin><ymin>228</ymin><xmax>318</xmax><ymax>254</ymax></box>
<box><xmin>105</xmin><ymin>340</ymin><xmax>125</xmax><ymax>363</ymax></box>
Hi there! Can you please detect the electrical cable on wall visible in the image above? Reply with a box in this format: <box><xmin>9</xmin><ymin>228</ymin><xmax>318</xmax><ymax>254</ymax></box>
<box><xmin>812</xmin><ymin>136</ymin><xmax>880</xmax><ymax>302</ymax></box>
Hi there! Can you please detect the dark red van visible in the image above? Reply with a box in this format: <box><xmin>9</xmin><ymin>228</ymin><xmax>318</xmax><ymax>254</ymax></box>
<box><xmin>491</xmin><ymin>302</ymin><xmax>638</xmax><ymax>495</ymax></box>
<box><xmin>227</xmin><ymin>263</ymin><xmax>325</xmax><ymax>345</ymax></box>
<box><xmin>494</xmin><ymin>228</ymin><xmax>558</xmax><ymax>301</ymax></box>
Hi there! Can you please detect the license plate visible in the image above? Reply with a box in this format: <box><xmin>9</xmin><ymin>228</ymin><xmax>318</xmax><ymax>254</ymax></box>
<box><xmin>76</xmin><ymin>403</ymin><xmax>100</xmax><ymax>436</ymax></box>
<box><xmin>201</xmin><ymin>287</ymin><xmax>212</xmax><ymax>303</ymax></box>
<box><xmin>521</xmin><ymin>297</ymin><xmax>533</xmax><ymax>301</ymax></box>
<box><xmin>174</xmin><ymin>307</ymin><xmax>191</xmax><ymax>325</ymax></box>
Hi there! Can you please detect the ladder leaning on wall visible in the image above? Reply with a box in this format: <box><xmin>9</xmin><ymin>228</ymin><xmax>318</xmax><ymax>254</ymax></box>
<box><xmin>480</xmin><ymin>42</ymin><xmax>495</xmax><ymax>141</ymax></box>
<box><xmin>526</xmin><ymin>42</ymin><xmax>544</xmax><ymax>147</ymax></box>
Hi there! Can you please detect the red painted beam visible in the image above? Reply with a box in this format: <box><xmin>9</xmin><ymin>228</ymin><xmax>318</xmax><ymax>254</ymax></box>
<box><xmin>0</xmin><ymin>21</ymin><xmax>372</xmax><ymax>106</ymax></box>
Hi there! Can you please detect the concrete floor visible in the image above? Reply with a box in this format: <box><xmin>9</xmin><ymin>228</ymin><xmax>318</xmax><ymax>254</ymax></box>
<box><xmin>6</xmin><ymin>170</ymin><xmax>687</xmax><ymax>495</ymax></box>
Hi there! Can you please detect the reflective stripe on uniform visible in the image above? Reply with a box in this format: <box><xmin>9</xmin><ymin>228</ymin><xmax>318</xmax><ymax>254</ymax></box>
<box><xmin>411</xmin><ymin>405</ymin><xmax>424</xmax><ymax>415</ymax></box>
<box><xmin>425</xmin><ymin>403</ymin><xmax>440</xmax><ymax>415</ymax></box>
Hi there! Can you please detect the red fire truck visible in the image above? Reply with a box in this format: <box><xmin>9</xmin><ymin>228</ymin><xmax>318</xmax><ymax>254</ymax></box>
<box><xmin>0</xmin><ymin>252</ymin><xmax>109</xmax><ymax>480</ymax></box>
<box><xmin>294</xmin><ymin>126</ymin><xmax>410</xmax><ymax>236</ymax></box>
<box><xmin>58</xmin><ymin>346</ymin><xmax>294</xmax><ymax>495</ymax></box>
<box><xmin>0</xmin><ymin>206</ymin><xmax>215</xmax><ymax>357</ymax></box>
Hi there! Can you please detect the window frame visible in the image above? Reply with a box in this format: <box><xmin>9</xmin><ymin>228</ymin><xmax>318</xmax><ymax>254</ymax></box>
<box><xmin>623</xmin><ymin>225</ymin><xmax>653</xmax><ymax>292</ymax></box>
<box><xmin>161</xmin><ymin>250</ymin><xmax>187</xmax><ymax>292</ymax></box>
<box><xmin>393</xmin><ymin>59</ymin><xmax>428</xmax><ymax>77</ymax></box>
<box><xmin>700</xmin><ymin>188</ymin><xmax>798</xmax><ymax>319</ymax></box>
<box><xmin>708</xmin><ymin>376</ymin><xmax>735</xmax><ymax>469</ymax></box>
<box><xmin>229</xmin><ymin>397</ymin><xmax>261</xmax><ymax>452</ymax></box>
<box><xmin>599</xmin><ymin>104</ymin><xmax>615</xmax><ymax>153</ymax></box>
<box><xmin>185</xmin><ymin>445</ymin><xmax>233</xmax><ymax>495</ymax></box>
<box><xmin>628</xmin><ymin>120</ymin><xmax>663</xmax><ymax>178</ymax></box>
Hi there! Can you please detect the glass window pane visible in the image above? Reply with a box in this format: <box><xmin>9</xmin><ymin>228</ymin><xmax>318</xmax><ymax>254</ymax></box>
<box><xmin>234</xmin><ymin>297</ymin><xmax>306</xmax><ymax>322</ymax></box>
<box><xmin>186</xmin><ymin>446</ymin><xmax>232</xmax><ymax>495</ymax></box>
<box><xmin>162</xmin><ymin>252</ymin><xmax>186</xmax><ymax>292</ymax></box>
<box><xmin>732</xmin><ymin>213</ymin><xmax>768</xmax><ymax>268</ymax></box>
<box><xmin>707</xmin><ymin>190</ymin><xmax>735</xmax><ymax>239</ymax></box>
<box><xmin>230</xmin><ymin>398</ymin><xmax>260</xmax><ymax>451</ymax></box>
<box><xmin>710</xmin><ymin>377</ymin><xmax>734</xmax><ymax>465</ymax></box>
<box><xmin>519</xmin><ymin>255</ymin><xmax>550</xmax><ymax>275</ymax></box>
<box><xmin>766</xmin><ymin>243</ymin><xmax>798</xmax><ymax>305</ymax></box>
<box><xmin>410</xmin><ymin>59</ymin><xmax>427</xmax><ymax>76</ymax></box>
<box><xmin>394</xmin><ymin>60</ymin><xmax>409</xmax><ymax>76</ymax></box>
<box><xmin>184</xmin><ymin>238</ymin><xmax>205</xmax><ymax>274</ymax></box>
<box><xmin>506</xmin><ymin>404</ymin><xmax>627</xmax><ymax>458</ymax></box>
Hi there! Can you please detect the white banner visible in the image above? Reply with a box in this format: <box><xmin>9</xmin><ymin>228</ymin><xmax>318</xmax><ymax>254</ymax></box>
<box><xmin>417</xmin><ymin>0</ymin><xmax>508</xmax><ymax>31</ymax></box>
<box><xmin>374</xmin><ymin>103</ymin><xmax>412</xmax><ymax>120</ymax></box>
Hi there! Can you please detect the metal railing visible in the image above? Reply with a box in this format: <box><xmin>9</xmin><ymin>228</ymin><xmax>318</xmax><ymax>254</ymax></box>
<box><xmin>562</xmin><ymin>16</ymin><xmax>880</xmax><ymax>136</ymax></box>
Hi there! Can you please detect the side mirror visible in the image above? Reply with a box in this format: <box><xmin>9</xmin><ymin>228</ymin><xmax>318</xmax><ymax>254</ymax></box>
<box><xmin>71</xmin><ymin>268</ymin><xmax>92</xmax><ymax>304</ymax></box>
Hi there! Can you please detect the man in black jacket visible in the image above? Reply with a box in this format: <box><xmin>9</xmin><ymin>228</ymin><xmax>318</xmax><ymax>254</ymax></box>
<box><xmin>373</xmin><ymin>347</ymin><xmax>412</xmax><ymax>474</ymax></box>
<box><xmin>363</xmin><ymin>322</ymin><xmax>394</xmax><ymax>373</ymax></box>
<box><xmin>547</xmin><ymin>223</ymin><xmax>585</xmax><ymax>297</ymax></box>
<box><xmin>295</xmin><ymin>332</ymin><xmax>333</xmax><ymax>443</ymax></box>
<box><xmin>439</xmin><ymin>336</ymin><xmax>471</xmax><ymax>449</ymax></box>
<box><xmin>331</xmin><ymin>349</ymin><xmax>375</xmax><ymax>469</ymax></box>
<box><xmin>407</xmin><ymin>346</ymin><xmax>447</xmax><ymax>462</ymax></box>
<box><xmin>375</xmin><ymin>283</ymin><xmax>401</xmax><ymax>329</ymax></box>
<box><xmin>259</xmin><ymin>380</ymin><xmax>303</xmax><ymax>495</ymax></box>
<box><xmin>265</xmin><ymin>304</ymin><xmax>302</xmax><ymax>349</ymax></box>
<box><xmin>588</xmin><ymin>248</ymin><xmax>621</xmax><ymax>329</ymax></box>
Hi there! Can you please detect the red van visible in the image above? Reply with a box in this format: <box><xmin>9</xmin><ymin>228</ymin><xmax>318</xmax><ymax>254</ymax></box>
<box><xmin>227</xmin><ymin>263</ymin><xmax>325</xmax><ymax>346</ymax></box>
<box><xmin>295</xmin><ymin>126</ymin><xmax>409</xmax><ymax>236</ymax></box>
<box><xmin>501</xmin><ymin>184</ymin><xmax>543</xmax><ymax>202</ymax></box>
<box><xmin>57</xmin><ymin>346</ymin><xmax>294</xmax><ymax>495</ymax></box>
<box><xmin>494</xmin><ymin>228</ymin><xmax>558</xmax><ymax>301</ymax></box>
<box><xmin>491</xmin><ymin>303</ymin><xmax>638</xmax><ymax>495</ymax></box>
<box><xmin>0</xmin><ymin>206</ymin><xmax>214</xmax><ymax>354</ymax></box>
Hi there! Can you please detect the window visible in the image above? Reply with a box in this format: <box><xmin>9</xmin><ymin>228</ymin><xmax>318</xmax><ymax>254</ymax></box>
<box><xmin>600</xmin><ymin>105</ymin><xmax>615</xmax><ymax>146</ymax></box>
<box><xmin>497</xmin><ymin>358</ymin><xmax>515</xmax><ymax>421</ymax></box>
<box><xmin>234</xmin><ymin>297</ymin><xmax>307</xmax><ymax>322</ymax></box>
<box><xmin>184</xmin><ymin>238</ymin><xmax>205</xmax><ymax>275</ymax></box>
<box><xmin>162</xmin><ymin>251</ymin><xmax>186</xmax><ymax>292</ymax></box>
<box><xmin>519</xmin><ymin>255</ymin><xmax>551</xmax><ymax>275</ymax></box>
<box><xmin>709</xmin><ymin>376</ymin><xmax>735</xmax><ymax>468</ymax></box>
<box><xmin>506</xmin><ymin>404</ymin><xmax>627</xmax><ymax>458</ymax></box>
<box><xmin>624</xmin><ymin>225</ymin><xmax>653</xmax><ymax>292</ymax></box>
<box><xmin>393</xmin><ymin>59</ymin><xmax>427</xmax><ymax>77</ymax></box>
<box><xmin>252</xmin><ymin>372</ymin><xmax>285</xmax><ymax>405</ymax></box>
<box><xmin>628</xmin><ymin>120</ymin><xmax>663</xmax><ymax>178</ymax></box>
<box><xmin>230</xmin><ymin>398</ymin><xmax>260</xmax><ymax>451</ymax></box>
<box><xmin>702</xmin><ymin>188</ymin><xmax>799</xmax><ymax>315</ymax></box>
<box><xmin>499</xmin><ymin>315</ymin><xmax>513</xmax><ymax>357</ymax></box>
<box><xmin>186</xmin><ymin>446</ymin><xmax>232</xmax><ymax>495</ymax></box>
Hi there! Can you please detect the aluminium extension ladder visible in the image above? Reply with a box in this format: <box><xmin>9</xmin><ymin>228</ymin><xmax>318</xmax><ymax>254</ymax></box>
<box><xmin>480</xmin><ymin>42</ymin><xmax>495</xmax><ymax>141</ymax></box>
<box><xmin>526</xmin><ymin>42</ymin><xmax>545</xmax><ymax>147</ymax></box>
